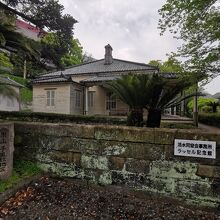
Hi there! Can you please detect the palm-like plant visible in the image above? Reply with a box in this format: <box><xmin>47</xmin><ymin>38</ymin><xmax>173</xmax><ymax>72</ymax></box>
<box><xmin>146</xmin><ymin>78</ymin><xmax>192</xmax><ymax>127</ymax></box>
<box><xmin>0</xmin><ymin>84</ymin><xmax>18</xmax><ymax>99</ymax></box>
<box><xmin>107</xmin><ymin>74</ymin><xmax>157</xmax><ymax>126</ymax></box>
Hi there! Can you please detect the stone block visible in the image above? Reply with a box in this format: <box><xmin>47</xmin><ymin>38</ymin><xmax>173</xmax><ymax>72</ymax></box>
<box><xmin>122</xmin><ymin>143</ymin><xmax>164</xmax><ymax>161</ymax></box>
<box><xmin>94</xmin><ymin>126</ymin><xmax>155</xmax><ymax>143</ymax></box>
<box><xmin>126</xmin><ymin>158</ymin><xmax>150</xmax><ymax>174</ymax></box>
<box><xmin>154</xmin><ymin>128</ymin><xmax>177</xmax><ymax>145</ymax></box>
<box><xmin>197</xmin><ymin>165</ymin><xmax>215</xmax><ymax>178</ymax></box>
<box><xmin>81</xmin><ymin>155</ymin><xmax>109</xmax><ymax>170</ymax></box>
<box><xmin>109</xmin><ymin>156</ymin><xmax>125</xmax><ymax>170</ymax></box>
<box><xmin>49</xmin><ymin>151</ymin><xmax>73</xmax><ymax>163</ymax></box>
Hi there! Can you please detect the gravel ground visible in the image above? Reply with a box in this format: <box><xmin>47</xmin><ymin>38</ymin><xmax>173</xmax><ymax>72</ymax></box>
<box><xmin>0</xmin><ymin>176</ymin><xmax>219</xmax><ymax>220</ymax></box>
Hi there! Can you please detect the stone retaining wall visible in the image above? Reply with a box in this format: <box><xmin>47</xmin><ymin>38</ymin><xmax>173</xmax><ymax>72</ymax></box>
<box><xmin>14</xmin><ymin>122</ymin><xmax>220</xmax><ymax>207</ymax></box>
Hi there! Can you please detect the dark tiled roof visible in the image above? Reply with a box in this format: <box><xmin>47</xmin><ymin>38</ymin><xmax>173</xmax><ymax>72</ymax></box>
<box><xmin>81</xmin><ymin>72</ymin><xmax>177</xmax><ymax>84</ymax></box>
<box><xmin>80</xmin><ymin>75</ymin><xmax>121</xmax><ymax>83</ymax></box>
<box><xmin>40</xmin><ymin>58</ymin><xmax>158</xmax><ymax>78</ymax></box>
<box><xmin>32</xmin><ymin>73</ymin><xmax>80</xmax><ymax>85</ymax></box>
<box><xmin>0</xmin><ymin>76</ymin><xmax>23</xmax><ymax>87</ymax></box>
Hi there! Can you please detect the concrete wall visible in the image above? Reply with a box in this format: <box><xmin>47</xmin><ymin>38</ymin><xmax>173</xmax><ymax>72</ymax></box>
<box><xmin>15</xmin><ymin>122</ymin><xmax>220</xmax><ymax>207</ymax></box>
<box><xmin>0</xmin><ymin>87</ymin><xmax>20</xmax><ymax>111</ymax></box>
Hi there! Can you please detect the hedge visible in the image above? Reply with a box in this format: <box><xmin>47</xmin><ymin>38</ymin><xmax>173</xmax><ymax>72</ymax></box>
<box><xmin>0</xmin><ymin>111</ymin><xmax>127</xmax><ymax>125</ymax></box>
<box><xmin>198</xmin><ymin>113</ymin><xmax>220</xmax><ymax>128</ymax></box>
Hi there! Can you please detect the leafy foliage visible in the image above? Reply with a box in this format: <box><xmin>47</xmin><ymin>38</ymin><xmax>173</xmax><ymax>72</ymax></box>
<box><xmin>0</xmin><ymin>52</ymin><xmax>13</xmax><ymax>68</ymax></box>
<box><xmin>107</xmin><ymin>74</ymin><xmax>159</xmax><ymax>126</ymax></box>
<box><xmin>0</xmin><ymin>160</ymin><xmax>41</xmax><ymax>193</ymax></box>
<box><xmin>41</xmin><ymin>34</ymin><xmax>83</xmax><ymax>68</ymax></box>
<box><xmin>0</xmin><ymin>84</ymin><xmax>18</xmax><ymax>99</ymax></box>
<box><xmin>187</xmin><ymin>97</ymin><xmax>219</xmax><ymax>113</ymax></box>
<box><xmin>198</xmin><ymin>113</ymin><xmax>220</xmax><ymax>127</ymax></box>
<box><xmin>0</xmin><ymin>9</ymin><xmax>41</xmax><ymax>59</ymax></box>
<box><xmin>0</xmin><ymin>0</ymin><xmax>77</xmax><ymax>69</ymax></box>
<box><xmin>159</xmin><ymin>0</ymin><xmax>220</xmax><ymax>78</ymax></box>
<box><xmin>149</xmin><ymin>57</ymin><xmax>183</xmax><ymax>73</ymax></box>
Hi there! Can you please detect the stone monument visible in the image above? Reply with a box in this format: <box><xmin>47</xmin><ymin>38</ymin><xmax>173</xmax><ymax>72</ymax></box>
<box><xmin>0</xmin><ymin>123</ymin><xmax>14</xmax><ymax>180</ymax></box>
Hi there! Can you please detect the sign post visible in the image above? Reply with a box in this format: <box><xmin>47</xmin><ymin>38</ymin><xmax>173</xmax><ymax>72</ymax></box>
<box><xmin>0</xmin><ymin>123</ymin><xmax>14</xmax><ymax>180</ymax></box>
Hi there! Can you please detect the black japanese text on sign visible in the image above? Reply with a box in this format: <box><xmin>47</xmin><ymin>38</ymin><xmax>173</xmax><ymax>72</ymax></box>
<box><xmin>174</xmin><ymin>139</ymin><xmax>216</xmax><ymax>159</ymax></box>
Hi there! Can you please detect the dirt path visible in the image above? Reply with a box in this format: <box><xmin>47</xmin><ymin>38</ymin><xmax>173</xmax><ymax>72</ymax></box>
<box><xmin>0</xmin><ymin>176</ymin><xmax>219</xmax><ymax>220</ymax></box>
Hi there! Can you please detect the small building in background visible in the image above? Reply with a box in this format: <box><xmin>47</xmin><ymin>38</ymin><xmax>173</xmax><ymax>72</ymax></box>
<box><xmin>0</xmin><ymin>76</ymin><xmax>23</xmax><ymax>111</ymax></box>
<box><xmin>16</xmin><ymin>19</ymin><xmax>46</xmax><ymax>41</ymax></box>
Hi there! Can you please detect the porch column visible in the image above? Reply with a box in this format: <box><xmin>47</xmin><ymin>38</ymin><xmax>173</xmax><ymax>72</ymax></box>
<box><xmin>84</xmin><ymin>87</ymin><xmax>88</xmax><ymax>115</ymax></box>
<box><xmin>174</xmin><ymin>106</ymin><xmax>177</xmax><ymax>115</ymax></box>
<box><xmin>193</xmin><ymin>84</ymin><xmax>198</xmax><ymax>127</ymax></box>
<box><xmin>180</xmin><ymin>91</ymin><xmax>185</xmax><ymax>116</ymax></box>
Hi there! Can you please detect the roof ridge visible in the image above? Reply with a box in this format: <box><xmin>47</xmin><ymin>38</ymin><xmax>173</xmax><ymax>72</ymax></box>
<box><xmin>64</xmin><ymin>59</ymin><xmax>102</xmax><ymax>70</ymax></box>
<box><xmin>113</xmin><ymin>58</ymin><xmax>158</xmax><ymax>70</ymax></box>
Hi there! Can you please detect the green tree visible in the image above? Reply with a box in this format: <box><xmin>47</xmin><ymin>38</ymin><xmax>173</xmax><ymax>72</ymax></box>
<box><xmin>41</xmin><ymin>34</ymin><xmax>83</xmax><ymax>68</ymax></box>
<box><xmin>207</xmin><ymin>100</ymin><xmax>220</xmax><ymax>113</ymax></box>
<box><xmin>158</xmin><ymin>0</ymin><xmax>220</xmax><ymax>78</ymax></box>
<box><xmin>149</xmin><ymin>57</ymin><xmax>183</xmax><ymax>73</ymax></box>
<box><xmin>61</xmin><ymin>39</ymin><xmax>83</xmax><ymax>67</ymax></box>
<box><xmin>0</xmin><ymin>0</ymin><xmax>77</xmax><ymax>69</ymax></box>
<box><xmin>188</xmin><ymin>97</ymin><xmax>218</xmax><ymax>113</ymax></box>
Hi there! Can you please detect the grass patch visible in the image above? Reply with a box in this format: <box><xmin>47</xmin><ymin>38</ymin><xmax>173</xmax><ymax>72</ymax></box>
<box><xmin>0</xmin><ymin>160</ymin><xmax>41</xmax><ymax>193</ymax></box>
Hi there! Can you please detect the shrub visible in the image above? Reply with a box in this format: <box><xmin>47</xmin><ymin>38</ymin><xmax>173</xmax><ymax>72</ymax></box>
<box><xmin>198</xmin><ymin>113</ymin><xmax>220</xmax><ymax>127</ymax></box>
<box><xmin>0</xmin><ymin>111</ymin><xmax>127</xmax><ymax>125</ymax></box>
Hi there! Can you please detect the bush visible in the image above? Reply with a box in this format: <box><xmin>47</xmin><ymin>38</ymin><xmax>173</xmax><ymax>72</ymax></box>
<box><xmin>0</xmin><ymin>111</ymin><xmax>127</xmax><ymax>125</ymax></box>
<box><xmin>198</xmin><ymin>113</ymin><xmax>220</xmax><ymax>127</ymax></box>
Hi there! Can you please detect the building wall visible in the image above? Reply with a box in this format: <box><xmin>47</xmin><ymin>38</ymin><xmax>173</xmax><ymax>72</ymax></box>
<box><xmin>88</xmin><ymin>86</ymin><xmax>107</xmax><ymax>115</ymax></box>
<box><xmin>70</xmin><ymin>84</ymin><xmax>84</xmax><ymax>115</ymax></box>
<box><xmin>15</xmin><ymin>122</ymin><xmax>220</xmax><ymax>207</ymax></box>
<box><xmin>33</xmin><ymin>84</ymin><xmax>71</xmax><ymax>114</ymax></box>
<box><xmin>0</xmin><ymin>87</ymin><xmax>20</xmax><ymax>111</ymax></box>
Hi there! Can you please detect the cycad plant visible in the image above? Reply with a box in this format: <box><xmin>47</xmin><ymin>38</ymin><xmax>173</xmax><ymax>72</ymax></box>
<box><xmin>107</xmin><ymin>74</ymin><xmax>156</xmax><ymax>126</ymax></box>
<box><xmin>146</xmin><ymin>77</ymin><xmax>192</xmax><ymax>127</ymax></box>
<box><xmin>0</xmin><ymin>84</ymin><xmax>18</xmax><ymax>99</ymax></box>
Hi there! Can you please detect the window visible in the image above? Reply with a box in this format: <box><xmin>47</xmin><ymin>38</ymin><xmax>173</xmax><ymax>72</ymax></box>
<box><xmin>88</xmin><ymin>91</ymin><xmax>95</xmax><ymax>108</ymax></box>
<box><xmin>75</xmin><ymin>90</ymin><xmax>81</xmax><ymax>107</ymax></box>
<box><xmin>106</xmin><ymin>92</ymin><xmax>116</xmax><ymax>110</ymax></box>
<box><xmin>46</xmin><ymin>90</ymin><xmax>55</xmax><ymax>106</ymax></box>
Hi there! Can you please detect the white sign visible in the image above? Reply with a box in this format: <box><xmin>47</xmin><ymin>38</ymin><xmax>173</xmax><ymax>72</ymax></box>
<box><xmin>174</xmin><ymin>139</ymin><xmax>216</xmax><ymax>159</ymax></box>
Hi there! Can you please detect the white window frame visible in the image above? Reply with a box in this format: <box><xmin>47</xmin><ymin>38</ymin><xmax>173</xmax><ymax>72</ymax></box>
<box><xmin>46</xmin><ymin>90</ymin><xmax>55</xmax><ymax>107</ymax></box>
<box><xmin>106</xmin><ymin>92</ymin><xmax>116</xmax><ymax>110</ymax></box>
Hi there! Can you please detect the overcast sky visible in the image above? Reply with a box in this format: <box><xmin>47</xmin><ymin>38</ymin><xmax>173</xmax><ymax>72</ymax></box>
<box><xmin>59</xmin><ymin>0</ymin><xmax>219</xmax><ymax>95</ymax></box>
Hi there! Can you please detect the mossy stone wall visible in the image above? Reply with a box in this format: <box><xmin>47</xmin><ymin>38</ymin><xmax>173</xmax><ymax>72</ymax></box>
<box><xmin>14</xmin><ymin>122</ymin><xmax>220</xmax><ymax>207</ymax></box>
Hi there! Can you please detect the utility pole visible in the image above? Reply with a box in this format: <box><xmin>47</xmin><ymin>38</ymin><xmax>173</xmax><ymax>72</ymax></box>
<box><xmin>23</xmin><ymin>59</ymin><xmax>27</xmax><ymax>79</ymax></box>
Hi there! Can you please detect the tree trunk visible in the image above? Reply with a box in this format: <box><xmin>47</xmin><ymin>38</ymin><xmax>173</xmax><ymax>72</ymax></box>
<box><xmin>147</xmin><ymin>109</ymin><xmax>162</xmax><ymax>128</ymax></box>
<box><xmin>127</xmin><ymin>108</ymin><xmax>144</xmax><ymax>127</ymax></box>
<box><xmin>213</xmin><ymin>105</ymin><xmax>217</xmax><ymax>113</ymax></box>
